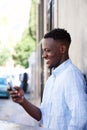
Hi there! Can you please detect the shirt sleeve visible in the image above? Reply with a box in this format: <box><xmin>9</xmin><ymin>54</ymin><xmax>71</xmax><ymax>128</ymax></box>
<box><xmin>64</xmin><ymin>73</ymin><xmax>87</xmax><ymax>130</ymax></box>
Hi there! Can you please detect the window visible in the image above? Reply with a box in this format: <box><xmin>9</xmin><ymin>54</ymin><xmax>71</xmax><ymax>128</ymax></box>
<box><xmin>47</xmin><ymin>0</ymin><xmax>54</xmax><ymax>31</ymax></box>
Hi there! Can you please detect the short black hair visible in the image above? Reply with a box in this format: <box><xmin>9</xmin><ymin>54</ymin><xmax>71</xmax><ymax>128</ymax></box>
<box><xmin>44</xmin><ymin>28</ymin><xmax>71</xmax><ymax>45</ymax></box>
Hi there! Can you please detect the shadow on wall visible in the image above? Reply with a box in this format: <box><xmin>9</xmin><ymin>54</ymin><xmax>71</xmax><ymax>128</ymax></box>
<box><xmin>83</xmin><ymin>74</ymin><xmax>87</xmax><ymax>93</ymax></box>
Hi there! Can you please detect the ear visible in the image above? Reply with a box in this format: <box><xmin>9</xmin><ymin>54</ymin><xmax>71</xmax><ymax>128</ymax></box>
<box><xmin>60</xmin><ymin>45</ymin><xmax>66</xmax><ymax>53</ymax></box>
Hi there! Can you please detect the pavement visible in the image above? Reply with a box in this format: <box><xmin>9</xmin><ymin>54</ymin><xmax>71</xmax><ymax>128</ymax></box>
<box><xmin>0</xmin><ymin>93</ymin><xmax>57</xmax><ymax>130</ymax></box>
<box><xmin>0</xmin><ymin>91</ymin><xmax>41</xmax><ymax>127</ymax></box>
<box><xmin>23</xmin><ymin>92</ymin><xmax>41</xmax><ymax>127</ymax></box>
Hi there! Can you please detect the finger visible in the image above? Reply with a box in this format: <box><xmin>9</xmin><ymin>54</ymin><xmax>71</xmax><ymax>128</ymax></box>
<box><xmin>14</xmin><ymin>86</ymin><xmax>20</xmax><ymax>90</ymax></box>
<box><xmin>12</xmin><ymin>96</ymin><xmax>24</xmax><ymax>103</ymax></box>
<box><xmin>11</xmin><ymin>93</ymin><xmax>18</xmax><ymax>98</ymax></box>
<box><xmin>7</xmin><ymin>87</ymin><xmax>12</xmax><ymax>91</ymax></box>
<box><xmin>12</xmin><ymin>97</ymin><xmax>20</xmax><ymax>102</ymax></box>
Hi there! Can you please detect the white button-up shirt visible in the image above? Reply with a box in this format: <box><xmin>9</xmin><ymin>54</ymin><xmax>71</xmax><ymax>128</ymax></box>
<box><xmin>40</xmin><ymin>59</ymin><xmax>87</xmax><ymax>130</ymax></box>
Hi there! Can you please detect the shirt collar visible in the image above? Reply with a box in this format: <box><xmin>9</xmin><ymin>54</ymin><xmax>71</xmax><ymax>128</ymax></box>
<box><xmin>52</xmin><ymin>59</ymin><xmax>71</xmax><ymax>77</ymax></box>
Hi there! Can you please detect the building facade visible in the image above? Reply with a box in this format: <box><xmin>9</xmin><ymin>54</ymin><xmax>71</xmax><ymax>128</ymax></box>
<box><xmin>35</xmin><ymin>0</ymin><xmax>87</xmax><ymax>100</ymax></box>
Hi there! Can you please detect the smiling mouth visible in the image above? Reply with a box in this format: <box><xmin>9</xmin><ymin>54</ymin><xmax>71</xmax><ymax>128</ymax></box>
<box><xmin>46</xmin><ymin>60</ymin><xmax>50</xmax><ymax>64</ymax></box>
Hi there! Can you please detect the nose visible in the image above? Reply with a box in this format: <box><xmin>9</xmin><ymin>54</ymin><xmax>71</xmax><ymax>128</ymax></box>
<box><xmin>42</xmin><ymin>51</ymin><xmax>47</xmax><ymax>59</ymax></box>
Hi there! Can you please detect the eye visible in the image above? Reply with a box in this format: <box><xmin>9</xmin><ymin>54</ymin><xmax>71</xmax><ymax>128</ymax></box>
<box><xmin>45</xmin><ymin>49</ymin><xmax>51</xmax><ymax>52</ymax></box>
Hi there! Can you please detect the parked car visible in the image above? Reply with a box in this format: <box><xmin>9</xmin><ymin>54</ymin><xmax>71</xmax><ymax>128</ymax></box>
<box><xmin>0</xmin><ymin>77</ymin><xmax>10</xmax><ymax>98</ymax></box>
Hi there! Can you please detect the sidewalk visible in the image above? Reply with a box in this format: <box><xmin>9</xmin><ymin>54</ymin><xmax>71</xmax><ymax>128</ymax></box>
<box><xmin>7</xmin><ymin>92</ymin><xmax>41</xmax><ymax>127</ymax></box>
<box><xmin>22</xmin><ymin>92</ymin><xmax>41</xmax><ymax>127</ymax></box>
<box><xmin>29</xmin><ymin>92</ymin><xmax>41</xmax><ymax>126</ymax></box>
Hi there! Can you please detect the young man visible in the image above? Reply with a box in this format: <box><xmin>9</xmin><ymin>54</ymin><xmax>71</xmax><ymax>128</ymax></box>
<box><xmin>8</xmin><ymin>28</ymin><xmax>87</xmax><ymax>130</ymax></box>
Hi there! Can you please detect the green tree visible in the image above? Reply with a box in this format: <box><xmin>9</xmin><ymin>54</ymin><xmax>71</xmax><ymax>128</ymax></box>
<box><xmin>29</xmin><ymin>0</ymin><xmax>36</xmax><ymax>40</ymax></box>
<box><xmin>12</xmin><ymin>0</ymin><xmax>36</xmax><ymax>68</ymax></box>
<box><xmin>12</xmin><ymin>28</ymin><xmax>35</xmax><ymax>68</ymax></box>
<box><xmin>0</xmin><ymin>42</ymin><xmax>10</xmax><ymax>66</ymax></box>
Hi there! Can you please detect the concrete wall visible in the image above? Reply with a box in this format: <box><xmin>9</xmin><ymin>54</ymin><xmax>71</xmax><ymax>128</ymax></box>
<box><xmin>58</xmin><ymin>0</ymin><xmax>87</xmax><ymax>75</ymax></box>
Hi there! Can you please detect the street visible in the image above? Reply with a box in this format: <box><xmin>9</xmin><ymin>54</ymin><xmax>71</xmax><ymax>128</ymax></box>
<box><xmin>0</xmin><ymin>93</ymin><xmax>38</xmax><ymax>127</ymax></box>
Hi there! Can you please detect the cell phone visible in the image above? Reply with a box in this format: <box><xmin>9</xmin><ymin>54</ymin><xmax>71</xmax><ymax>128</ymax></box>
<box><xmin>8</xmin><ymin>82</ymin><xmax>15</xmax><ymax>91</ymax></box>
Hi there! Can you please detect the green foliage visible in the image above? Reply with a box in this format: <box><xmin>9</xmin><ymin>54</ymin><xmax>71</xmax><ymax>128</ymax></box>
<box><xmin>12</xmin><ymin>28</ymin><xmax>35</xmax><ymax>68</ymax></box>
<box><xmin>29</xmin><ymin>0</ymin><xmax>36</xmax><ymax>40</ymax></box>
<box><xmin>0</xmin><ymin>42</ymin><xmax>10</xmax><ymax>65</ymax></box>
<box><xmin>12</xmin><ymin>0</ymin><xmax>36</xmax><ymax>68</ymax></box>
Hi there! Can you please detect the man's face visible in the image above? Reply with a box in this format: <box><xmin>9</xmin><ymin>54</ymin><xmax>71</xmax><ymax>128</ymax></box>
<box><xmin>42</xmin><ymin>38</ymin><xmax>63</xmax><ymax>68</ymax></box>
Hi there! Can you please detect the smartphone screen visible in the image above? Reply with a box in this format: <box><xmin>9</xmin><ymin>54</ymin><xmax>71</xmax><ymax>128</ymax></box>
<box><xmin>8</xmin><ymin>82</ymin><xmax>15</xmax><ymax>90</ymax></box>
